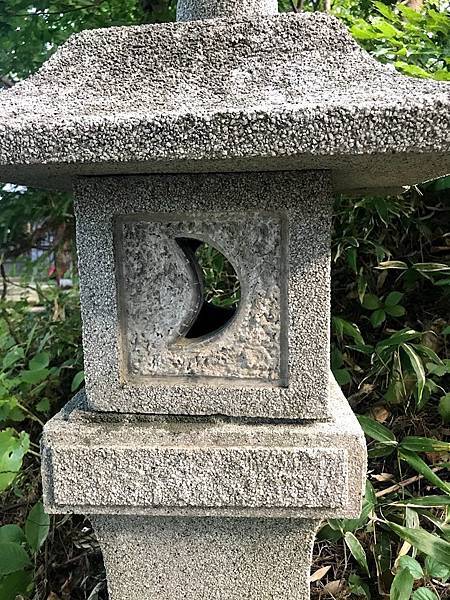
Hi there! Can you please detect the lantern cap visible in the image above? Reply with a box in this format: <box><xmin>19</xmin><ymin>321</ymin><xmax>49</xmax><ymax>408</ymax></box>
<box><xmin>0</xmin><ymin>12</ymin><xmax>449</xmax><ymax>194</ymax></box>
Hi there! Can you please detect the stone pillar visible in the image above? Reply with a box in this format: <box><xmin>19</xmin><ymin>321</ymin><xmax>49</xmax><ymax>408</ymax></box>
<box><xmin>41</xmin><ymin>171</ymin><xmax>366</xmax><ymax>600</ymax></box>
<box><xmin>176</xmin><ymin>0</ymin><xmax>278</xmax><ymax>21</ymax></box>
<box><xmin>92</xmin><ymin>517</ymin><xmax>320</xmax><ymax>600</ymax></box>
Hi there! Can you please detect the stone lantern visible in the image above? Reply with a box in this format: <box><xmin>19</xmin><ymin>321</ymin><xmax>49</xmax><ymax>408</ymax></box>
<box><xmin>1</xmin><ymin>0</ymin><xmax>449</xmax><ymax>597</ymax></box>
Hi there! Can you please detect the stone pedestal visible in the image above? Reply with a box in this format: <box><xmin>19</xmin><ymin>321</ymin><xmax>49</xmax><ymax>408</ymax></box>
<box><xmin>42</xmin><ymin>380</ymin><xmax>366</xmax><ymax>599</ymax></box>
<box><xmin>92</xmin><ymin>516</ymin><xmax>319</xmax><ymax>600</ymax></box>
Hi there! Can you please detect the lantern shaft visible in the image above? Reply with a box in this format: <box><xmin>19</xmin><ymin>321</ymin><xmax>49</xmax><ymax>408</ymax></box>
<box><xmin>176</xmin><ymin>0</ymin><xmax>278</xmax><ymax>21</ymax></box>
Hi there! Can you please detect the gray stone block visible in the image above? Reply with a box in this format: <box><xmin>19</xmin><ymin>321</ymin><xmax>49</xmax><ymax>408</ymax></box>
<box><xmin>91</xmin><ymin>515</ymin><xmax>319</xmax><ymax>600</ymax></box>
<box><xmin>41</xmin><ymin>377</ymin><xmax>366</xmax><ymax>519</ymax></box>
<box><xmin>176</xmin><ymin>0</ymin><xmax>278</xmax><ymax>21</ymax></box>
<box><xmin>0</xmin><ymin>13</ymin><xmax>449</xmax><ymax>194</ymax></box>
<box><xmin>75</xmin><ymin>171</ymin><xmax>332</xmax><ymax>419</ymax></box>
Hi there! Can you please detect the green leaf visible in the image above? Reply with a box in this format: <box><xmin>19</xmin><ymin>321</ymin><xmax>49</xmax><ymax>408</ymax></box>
<box><xmin>25</xmin><ymin>502</ymin><xmax>50</xmax><ymax>553</ymax></box>
<box><xmin>390</xmin><ymin>568</ymin><xmax>414</xmax><ymax>600</ymax></box>
<box><xmin>20</xmin><ymin>368</ymin><xmax>50</xmax><ymax>385</ymax></box>
<box><xmin>71</xmin><ymin>370</ymin><xmax>85</xmax><ymax>392</ymax></box>
<box><xmin>395</xmin><ymin>62</ymin><xmax>430</xmax><ymax>78</ymax></box>
<box><xmin>373</xmin><ymin>1</ymin><xmax>395</xmax><ymax>19</ymax></box>
<box><xmin>0</xmin><ymin>569</ymin><xmax>32</xmax><ymax>599</ymax></box>
<box><xmin>387</xmin><ymin>522</ymin><xmax>450</xmax><ymax>565</ymax></box>
<box><xmin>362</xmin><ymin>293</ymin><xmax>380</xmax><ymax>310</ymax></box>
<box><xmin>371</xmin><ymin>308</ymin><xmax>386</xmax><ymax>327</ymax></box>
<box><xmin>398</xmin><ymin>555</ymin><xmax>423</xmax><ymax>580</ymax></box>
<box><xmin>400</xmin><ymin>436</ymin><xmax>450</xmax><ymax>453</ymax></box>
<box><xmin>0</xmin><ymin>542</ymin><xmax>31</xmax><ymax>575</ymax></box>
<box><xmin>377</xmin><ymin>261</ymin><xmax>408</xmax><ymax>270</ymax></box>
<box><xmin>427</xmin><ymin>360</ymin><xmax>450</xmax><ymax>377</ymax></box>
<box><xmin>35</xmin><ymin>397</ymin><xmax>50</xmax><ymax>413</ymax></box>
<box><xmin>2</xmin><ymin>346</ymin><xmax>24</xmax><ymax>370</ymax></box>
<box><xmin>385</xmin><ymin>305</ymin><xmax>406</xmax><ymax>317</ymax></box>
<box><xmin>332</xmin><ymin>317</ymin><xmax>365</xmax><ymax>345</ymax></box>
<box><xmin>376</xmin><ymin>330</ymin><xmax>421</xmax><ymax>351</ymax></box>
<box><xmin>350</xmin><ymin>24</ymin><xmax>379</xmax><ymax>40</ymax></box>
<box><xmin>438</xmin><ymin>394</ymin><xmax>450</xmax><ymax>424</ymax></box>
<box><xmin>348</xmin><ymin>573</ymin><xmax>371</xmax><ymax>598</ymax></box>
<box><xmin>398</xmin><ymin>448</ymin><xmax>450</xmax><ymax>495</ymax></box>
<box><xmin>0</xmin><ymin>429</ymin><xmax>30</xmax><ymax>492</ymax></box>
<box><xmin>357</xmin><ymin>415</ymin><xmax>397</xmax><ymax>444</ymax></box>
<box><xmin>393</xmin><ymin>496</ymin><xmax>450</xmax><ymax>508</ymax></box>
<box><xmin>29</xmin><ymin>351</ymin><xmax>50</xmax><ymax>371</ymax></box>
<box><xmin>413</xmin><ymin>263</ymin><xmax>449</xmax><ymax>272</ymax></box>
<box><xmin>385</xmin><ymin>292</ymin><xmax>404</xmax><ymax>307</ymax></box>
<box><xmin>411</xmin><ymin>589</ymin><xmax>439</xmax><ymax>600</ymax></box>
<box><xmin>0</xmin><ymin>397</ymin><xmax>25</xmax><ymax>423</ymax></box>
<box><xmin>375</xmin><ymin>19</ymin><xmax>401</xmax><ymax>39</ymax></box>
<box><xmin>344</xmin><ymin>532</ymin><xmax>370</xmax><ymax>575</ymax></box>
<box><xmin>401</xmin><ymin>344</ymin><xmax>425</xmax><ymax>403</ymax></box>
<box><xmin>425</xmin><ymin>556</ymin><xmax>449</xmax><ymax>580</ymax></box>
<box><xmin>0</xmin><ymin>525</ymin><xmax>25</xmax><ymax>544</ymax></box>
<box><xmin>333</xmin><ymin>368</ymin><xmax>352</xmax><ymax>386</ymax></box>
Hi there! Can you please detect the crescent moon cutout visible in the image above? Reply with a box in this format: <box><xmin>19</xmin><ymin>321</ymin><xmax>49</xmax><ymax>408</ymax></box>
<box><xmin>174</xmin><ymin>237</ymin><xmax>240</xmax><ymax>341</ymax></box>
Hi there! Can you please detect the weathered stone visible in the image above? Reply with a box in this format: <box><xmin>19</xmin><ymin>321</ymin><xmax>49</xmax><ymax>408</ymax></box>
<box><xmin>41</xmin><ymin>378</ymin><xmax>366</xmax><ymax>519</ymax></box>
<box><xmin>91</xmin><ymin>516</ymin><xmax>319</xmax><ymax>600</ymax></box>
<box><xmin>117</xmin><ymin>212</ymin><xmax>284</xmax><ymax>382</ymax></box>
<box><xmin>0</xmin><ymin>13</ymin><xmax>449</xmax><ymax>194</ymax></box>
<box><xmin>75</xmin><ymin>171</ymin><xmax>332</xmax><ymax>419</ymax></box>
<box><xmin>176</xmin><ymin>0</ymin><xmax>278</xmax><ymax>21</ymax></box>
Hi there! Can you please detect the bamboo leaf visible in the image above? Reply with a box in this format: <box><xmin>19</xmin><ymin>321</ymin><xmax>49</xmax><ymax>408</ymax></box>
<box><xmin>400</xmin><ymin>436</ymin><xmax>450</xmax><ymax>453</ymax></box>
<box><xmin>344</xmin><ymin>532</ymin><xmax>370</xmax><ymax>576</ymax></box>
<box><xmin>398</xmin><ymin>448</ymin><xmax>450</xmax><ymax>495</ymax></box>
<box><xmin>392</xmin><ymin>496</ymin><xmax>450</xmax><ymax>508</ymax></box>
<box><xmin>401</xmin><ymin>344</ymin><xmax>425</xmax><ymax>403</ymax></box>
<box><xmin>387</xmin><ymin>522</ymin><xmax>450</xmax><ymax>564</ymax></box>
<box><xmin>357</xmin><ymin>415</ymin><xmax>397</xmax><ymax>444</ymax></box>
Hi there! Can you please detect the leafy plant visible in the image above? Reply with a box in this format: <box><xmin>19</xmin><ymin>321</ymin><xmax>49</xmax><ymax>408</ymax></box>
<box><xmin>0</xmin><ymin>502</ymin><xmax>50</xmax><ymax>598</ymax></box>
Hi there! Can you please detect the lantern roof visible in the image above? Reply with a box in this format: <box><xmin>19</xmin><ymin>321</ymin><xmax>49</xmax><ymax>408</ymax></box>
<box><xmin>0</xmin><ymin>11</ymin><xmax>449</xmax><ymax>194</ymax></box>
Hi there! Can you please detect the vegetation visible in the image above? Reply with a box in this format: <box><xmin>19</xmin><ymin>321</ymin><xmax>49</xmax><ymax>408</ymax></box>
<box><xmin>0</xmin><ymin>0</ymin><xmax>449</xmax><ymax>599</ymax></box>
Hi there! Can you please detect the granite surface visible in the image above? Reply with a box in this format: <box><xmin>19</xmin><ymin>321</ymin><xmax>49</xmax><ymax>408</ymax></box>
<box><xmin>117</xmin><ymin>212</ymin><xmax>284</xmax><ymax>383</ymax></box>
<box><xmin>0</xmin><ymin>12</ymin><xmax>448</xmax><ymax>193</ymax></box>
<box><xmin>75</xmin><ymin>171</ymin><xmax>331</xmax><ymax>419</ymax></box>
<box><xmin>92</xmin><ymin>516</ymin><xmax>319</xmax><ymax>600</ymax></box>
<box><xmin>41</xmin><ymin>376</ymin><xmax>366</xmax><ymax>519</ymax></box>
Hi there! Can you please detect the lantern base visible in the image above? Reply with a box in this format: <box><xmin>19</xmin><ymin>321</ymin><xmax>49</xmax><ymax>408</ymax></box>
<box><xmin>92</xmin><ymin>515</ymin><xmax>320</xmax><ymax>600</ymax></box>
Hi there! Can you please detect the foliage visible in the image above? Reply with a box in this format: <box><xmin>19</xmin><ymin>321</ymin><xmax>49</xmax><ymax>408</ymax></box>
<box><xmin>0</xmin><ymin>285</ymin><xmax>84</xmax><ymax>598</ymax></box>
<box><xmin>0</xmin><ymin>0</ymin><xmax>176</xmax><ymax>83</ymax></box>
<box><xmin>333</xmin><ymin>0</ymin><xmax>450</xmax><ymax>80</ymax></box>
<box><xmin>195</xmin><ymin>243</ymin><xmax>241</xmax><ymax>308</ymax></box>
<box><xmin>0</xmin><ymin>0</ymin><xmax>449</xmax><ymax>599</ymax></box>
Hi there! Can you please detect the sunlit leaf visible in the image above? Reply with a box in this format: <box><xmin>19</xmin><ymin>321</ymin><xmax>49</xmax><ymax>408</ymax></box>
<box><xmin>344</xmin><ymin>532</ymin><xmax>370</xmax><ymax>575</ymax></box>
<box><xmin>387</xmin><ymin>522</ymin><xmax>450</xmax><ymax>565</ymax></box>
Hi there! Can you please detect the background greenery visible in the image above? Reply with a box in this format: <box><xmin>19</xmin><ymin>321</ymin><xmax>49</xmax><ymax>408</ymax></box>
<box><xmin>0</xmin><ymin>0</ymin><xmax>449</xmax><ymax>599</ymax></box>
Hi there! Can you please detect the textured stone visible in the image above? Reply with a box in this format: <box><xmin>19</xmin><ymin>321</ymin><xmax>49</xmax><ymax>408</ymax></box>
<box><xmin>41</xmin><ymin>377</ymin><xmax>366</xmax><ymax>519</ymax></box>
<box><xmin>117</xmin><ymin>213</ymin><xmax>284</xmax><ymax>382</ymax></box>
<box><xmin>75</xmin><ymin>171</ymin><xmax>331</xmax><ymax>419</ymax></box>
<box><xmin>91</xmin><ymin>516</ymin><xmax>319</xmax><ymax>600</ymax></box>
<box><xmin>176</xmin><ymin>0</ymin><xmax>278</xmax><ymax>21</ymax></box>
<box><xmin>0</xmin><ymin>12</ymin><xmax>449</xmax><ymax>194</ymax></box>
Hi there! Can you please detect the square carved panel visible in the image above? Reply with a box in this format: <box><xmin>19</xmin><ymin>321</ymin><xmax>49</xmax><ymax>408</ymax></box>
<box><xmin>115</xmin><ymin>212</ymin><xmax>287</xmax><ymax>385</ymax></box>
<box><xmin>115</xmin><ymin>213</ymin><xmax>286</xmax><ymax>385</ymax></box>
